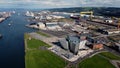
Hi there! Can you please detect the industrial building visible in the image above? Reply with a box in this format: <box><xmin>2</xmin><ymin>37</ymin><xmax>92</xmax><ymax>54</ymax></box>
<box><xmin>58</xmin><ymin>22</ymin><xmax>70</xmax><ymax>28</ymax></box>
<box><xmin>27</xmin><ymin>22</ymin><xmax>63</xmax><ymax>31</ymax></box>
<box><xmin>25</xmin><ymin>11</ymin><xmax>34</xmax><ymax>17</ymax></box>
<box><xmin>46</xmin><ymin>22</ymin><xmax>62</xmax><ymax>31</ymax></box>
<box><xmin>105</xmin><ymin>19</ymin><xmax>113</xmax><ymax>23</ymax></box>
<box><xmin>86</xmin><ymin>32</ymin><xmax>100</xmax><ymax>43</ymax></box>
<box><xmin>87</xmin><ymin>36</ymin><xmax>111</xmax><ymax>45</ymax></box>
<box><xmin>37</xmin><ymin>22</ymin><xmax>46</xmax><ymax>29</ymax></box>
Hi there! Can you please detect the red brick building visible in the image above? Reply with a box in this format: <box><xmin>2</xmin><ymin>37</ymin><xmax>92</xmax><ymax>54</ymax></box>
<box><xmin>93</xmin><ymin>44</ymin><xmax>103</xmax><ymax>50</ymax></box>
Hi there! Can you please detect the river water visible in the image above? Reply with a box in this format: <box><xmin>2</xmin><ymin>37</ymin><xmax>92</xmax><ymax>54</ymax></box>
<box><xmin>0</xmin><ymin>9</ymin><xmax>36</xmax><ymax>68</ymax></box>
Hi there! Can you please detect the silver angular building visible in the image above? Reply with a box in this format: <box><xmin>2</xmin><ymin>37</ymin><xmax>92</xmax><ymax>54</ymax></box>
<box><xmin>59</xmin><ymin>39</ymin><xmax>69</xmax><ymax>50</ymax></box>
<box><xmin>59</xmin><ymin>35</ymin><xmax>87</xmax><ymax>55</ymax></box>
<box><xmin>67</xmin><ymin>36</ymin><xmax>80</xmax><ymax>55</ymax></box>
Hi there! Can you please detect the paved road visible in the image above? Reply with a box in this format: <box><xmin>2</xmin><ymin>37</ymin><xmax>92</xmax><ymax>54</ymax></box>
<box><xmin>104</xmin><ymin>46</ymin><xmax>120</xmax><ymax>57</ymax></box>
<box><xmin>65</xmin><ymin>49</ymin><xmax>107</xmax><ymax>68</ymax></box>
<box><xmin>28</xmin><ymin>32</ymin><xmax>60</xmax><ymax>46</ymax></box>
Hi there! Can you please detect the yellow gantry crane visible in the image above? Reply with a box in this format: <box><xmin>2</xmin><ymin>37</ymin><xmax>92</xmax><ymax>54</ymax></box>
<box><xmin>80</xmin><ymin>11</ymin><xmax>93</xmax><ymax>20</ymax></box>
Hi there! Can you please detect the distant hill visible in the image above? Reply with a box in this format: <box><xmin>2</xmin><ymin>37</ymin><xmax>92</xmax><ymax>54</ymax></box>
<box><xmin>49</xmin><ymin>7</ymin><xmax>120</xmax><ymax>17</ymax></box>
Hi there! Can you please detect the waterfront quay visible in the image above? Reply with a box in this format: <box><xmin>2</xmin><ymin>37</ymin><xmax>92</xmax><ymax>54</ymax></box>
<box><xmin>0</xmin><ymin>11</ymin><xmax>12</xmax><ymax>23</ymax></box>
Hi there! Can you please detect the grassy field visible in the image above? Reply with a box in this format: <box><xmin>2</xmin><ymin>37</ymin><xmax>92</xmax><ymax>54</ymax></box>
<box><xmin>25</xmin><ymin>34</ymin><xmax>66</xmax><ymax>68</ymax></box>
<box><xmin>27</xmin><ymin>37</ymin><xmax>50</xmax><ymax>49</ymax></box>
<box><xmin>26</xmin><ymin>50</ymin><xmax>66</xmax><ymax>68</ymax></box>
<box><xmin>79</xmin><ymin>52</ymin><xmax>120</xmax><ymax>68</ymax></box>
<box><xmin>36</xmin><ymin>32</ymin><xmax>50</xmax><ymax>37</ymax></box>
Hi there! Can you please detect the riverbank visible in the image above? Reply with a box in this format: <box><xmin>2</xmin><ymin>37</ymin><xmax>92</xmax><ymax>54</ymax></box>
<box><xmin>24</xmin><ymin>33</ymin><xmax>67</xmax><ymax>68</ymax></box>
<box><xmin>0</xmin><ymin>12</ymin><xmax>11</xmax><ymax>23</ymax></box>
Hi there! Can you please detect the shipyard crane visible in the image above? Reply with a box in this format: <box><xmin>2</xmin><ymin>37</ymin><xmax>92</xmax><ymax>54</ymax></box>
<box><xmin>80</xmin><ymin>11</ymin><xmax>93</xmax><ymax>20</ymax></box>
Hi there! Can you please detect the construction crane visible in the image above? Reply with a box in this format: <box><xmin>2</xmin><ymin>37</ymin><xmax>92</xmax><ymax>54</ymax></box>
<box><xmin>80</xmin><ymin>11</ymin><xmax>93</xmax><ymax>20</ymax></box>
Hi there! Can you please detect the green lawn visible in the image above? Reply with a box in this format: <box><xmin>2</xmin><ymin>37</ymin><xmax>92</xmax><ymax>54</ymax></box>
<box><xmin>79</xmin><ymin>55</ymin><xmax>116</xmax><ymax>68</ymax></box>
<box><xmin>25</xmin><ymin>34</ymin><xmax>67</xmax><ymax>68</ymax></box>
<box><xmin>79</xmin><ymin>52</ymin><xmax>120</xmax><ymax>68</ymax></box>
<box><xmin>27</xmin><ymin>37</ymin><xmax>50</xmax><ymax>49</ymax></box>
<box><xmin>36</xmin><ymin>32</ymin><xmax>50</xmax><ymax>37</ymax></box>
<box><xmin>26</xmin><ymin>50</ymin><xmax>66</xmax><ymax>68</ymax></box>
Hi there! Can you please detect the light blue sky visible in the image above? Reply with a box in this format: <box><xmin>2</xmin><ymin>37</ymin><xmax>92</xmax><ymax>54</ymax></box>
<box><xmin>0</xmin><ymin>0</ymin><xmax>120</xmax><ymax>8</ymax></box>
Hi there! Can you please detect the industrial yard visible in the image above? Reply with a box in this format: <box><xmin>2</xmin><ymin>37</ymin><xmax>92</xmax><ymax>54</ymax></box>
<box><xmin>25</xmin><ymin>10</ymin><xmax>120</xmax><ymax>52</ymax></box>
<box><xmin>25</xmin><ymin>10</ymin><xmax>120</xmax><ymax>68</ymax></box>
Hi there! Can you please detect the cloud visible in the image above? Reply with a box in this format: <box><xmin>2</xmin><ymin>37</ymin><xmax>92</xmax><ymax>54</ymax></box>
<box><xmin>0</xmin><ymin>0</ymin><xmax>120</xmax><ymax>8</ymax></box>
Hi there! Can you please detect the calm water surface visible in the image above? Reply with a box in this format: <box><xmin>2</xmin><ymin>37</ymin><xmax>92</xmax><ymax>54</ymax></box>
<box><xmin>0</xmin><ymin>9</ymin><xmax>36</xmax><ymax>68</ymax></box>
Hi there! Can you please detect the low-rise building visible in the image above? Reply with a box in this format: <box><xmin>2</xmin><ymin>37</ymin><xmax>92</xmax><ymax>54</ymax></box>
<box><xmin>58</xmin><ymin>22</ymin><xmax>70</xmax><ymax>28</ymax></box>
<box><xmin>26</xmin><ymin>11</ymin><xmax>34</xmax><ymax>17</ymax></box>
<box><xmin>46</xmin><ymin>22</ymin><xmax>62</xmax><ymax>31</ymax></box>
<box><xmin>37</xmin><ymin>23</ymin><xmax>46</xmax><ymax>29</ymax></box>
<box><xmin>79</xmin><ymin>40</ymin><xmax>87</xmax><ymax>49</ymax></box>
<box><xmin>92</xmin><ymin>44</ymin><xmax>104</xmax><ymax>50</ymax></box>
<box><xmin>105</xmin><ymin>19</ymin><xmax>113</xmax><ymax>23</ymax></box>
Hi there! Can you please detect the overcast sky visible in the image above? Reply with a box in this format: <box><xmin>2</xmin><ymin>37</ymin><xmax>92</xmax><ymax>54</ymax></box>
<box><xmin>0</xmin><ymin>0</ymin><xmax>119</xmax><ymax>8</ymax></box>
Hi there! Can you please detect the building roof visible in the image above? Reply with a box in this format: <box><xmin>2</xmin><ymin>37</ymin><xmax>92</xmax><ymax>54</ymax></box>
<box><xmin>67</xmin><ymin>36</ymin><xmax>80</xmax><ymax>44</ymax></box>
<box><xmin>93</xmin><ymin>44</ymin><xmax>103</xmax><ymax>46</ymax></box>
